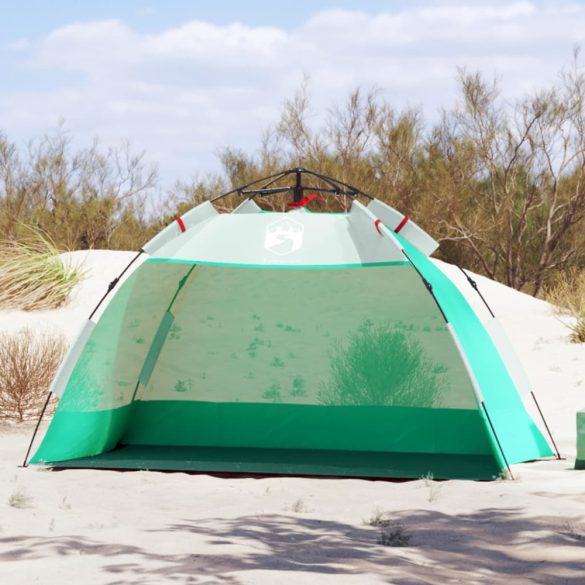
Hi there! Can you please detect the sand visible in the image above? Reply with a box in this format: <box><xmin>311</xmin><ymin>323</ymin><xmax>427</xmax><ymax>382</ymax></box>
<box><xmin>1</xmin><ymin>251</ymin><xmax>584</xmax><ymax>585</ymax></box>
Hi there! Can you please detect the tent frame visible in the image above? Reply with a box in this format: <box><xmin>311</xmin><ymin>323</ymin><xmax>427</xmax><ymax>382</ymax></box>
<box><xmin>22</xmin><ymin>168</ymin><xmax>560</xmax><ymax>471</ymax></box>
<box><xmin>211</xmin><ymin>167</ymin><xmax>374</xmax><ymax>204</ymax></box>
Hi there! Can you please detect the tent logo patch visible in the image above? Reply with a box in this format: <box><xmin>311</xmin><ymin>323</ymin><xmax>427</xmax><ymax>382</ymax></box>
<box><xmin>265</xmin><ymin>218</ymin><xmax>304</xmax><ymax>255</ymax></box>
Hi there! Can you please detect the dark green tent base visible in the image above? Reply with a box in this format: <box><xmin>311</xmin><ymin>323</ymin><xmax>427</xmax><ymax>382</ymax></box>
<box><xmin>41</xmin><ymin>444</ymin><xmax>502</xmax><ymax>480</ymax></box>
<box><xmin>575</xmin><ymin>458</ymin><xmax>585</xmax><ymax>470</ymax></box>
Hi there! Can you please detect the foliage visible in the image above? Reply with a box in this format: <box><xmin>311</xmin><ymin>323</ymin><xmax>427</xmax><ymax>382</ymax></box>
<box><xmin>2</xmin><ymin>57</ymin><xmax>585</xmax><ymax>295</ymax></box>
<box><xmin>0</xmin><ymin>226</ymin><xmax>84</xmax><ymax>310</ymax></box>
<box><xmin>0</xmin><ymin>329</ymin><xmax>66</xmax><ymax>422</ymax></box>
<box><xmin>0</xmin><ymin>128</ymin><xmax>157</xmax><ymax>251</ymax></box>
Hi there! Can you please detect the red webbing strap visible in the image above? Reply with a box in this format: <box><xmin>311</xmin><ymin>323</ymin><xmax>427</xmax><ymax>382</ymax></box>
<box><xmin>374</xmin><ymin>218</ymin><xmax>383</xmax><ymax>235</ymax></box>
<box><xmin>175</xmin><ymin>216</ymin><xmax>186</xmax><ymax>233</ymax></box>
<box><xmin>395</xmin><ymin>215</ymin><xmax>409</xmax><ymax>233</ymax></box>
<box><xmin>287</xmin><ymin>193</ymin><xmax>323</xmax><ymax>208</ymax></box>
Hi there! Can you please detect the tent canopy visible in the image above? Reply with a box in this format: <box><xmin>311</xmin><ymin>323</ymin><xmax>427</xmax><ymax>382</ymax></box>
<box><xmin>29</xmin><ymin>169</ymin><xmax>554</xmax><ymax>479</ymax></box>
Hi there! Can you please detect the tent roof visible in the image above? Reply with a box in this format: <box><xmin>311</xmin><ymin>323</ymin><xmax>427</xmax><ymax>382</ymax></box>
<box><xmin>151</xmin><ymin>202</ymin><xmax>407</xmax><ymax>266</ymax></box>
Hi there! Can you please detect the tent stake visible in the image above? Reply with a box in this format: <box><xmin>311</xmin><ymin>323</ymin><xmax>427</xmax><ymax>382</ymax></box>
<box><xmin>530</xmin><ymin>391</ymin><xmax>561</xmax><ymax>459</ymax></box>
<box><xmin>481</xmin><ymin>401</ymin><xmax>514</xmax><ymax>480</ymax></box>
<box><xmin>21</xmin><ymin>392</ymin><xmax>52</xmax><ymax>467</ymax></box>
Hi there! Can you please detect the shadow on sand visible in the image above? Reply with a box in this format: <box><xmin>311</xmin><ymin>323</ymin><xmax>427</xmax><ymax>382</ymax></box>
<box><xmin>1</xmin><ymin>508</ymin><xmax>584</xmax><ymax>584</ymax></box>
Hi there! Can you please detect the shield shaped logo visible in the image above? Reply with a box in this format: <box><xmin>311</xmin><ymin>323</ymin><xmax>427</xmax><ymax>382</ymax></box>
<box><xmin>264</xmin><ymin>218</ymin><xmax>304</xmax><ymax>256</ymax></box>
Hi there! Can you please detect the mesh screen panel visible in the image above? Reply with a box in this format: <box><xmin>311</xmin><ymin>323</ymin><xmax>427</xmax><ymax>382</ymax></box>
<box><xmin>58</xmin><ymin>261</ymin><xmax>194</xmax><ymax>412</ymax></box>
<box><xmin>138</xmin><ymin>263</ymin><xmax>477</xmax><ymax>410</ymax></box>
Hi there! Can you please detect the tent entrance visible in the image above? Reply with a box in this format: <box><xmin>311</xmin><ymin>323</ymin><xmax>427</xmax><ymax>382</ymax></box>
<box><xmin>41</xmin><ymin>400</ymin><xmax>501</xmax><ymax>479</ymax></box>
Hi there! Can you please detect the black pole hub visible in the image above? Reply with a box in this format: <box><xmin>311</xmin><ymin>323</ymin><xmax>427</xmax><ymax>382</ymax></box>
<box><xmin>211</xmin><ymin>167</ymin><xmax>375</xmax><ymax>204</ymax></box>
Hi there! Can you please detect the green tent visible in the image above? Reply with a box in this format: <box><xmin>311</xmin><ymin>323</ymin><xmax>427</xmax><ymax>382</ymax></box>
<box><xmin>27</xmin><ymin>169</ymin><xmax>555</xmax><ymax>479</ymax></box>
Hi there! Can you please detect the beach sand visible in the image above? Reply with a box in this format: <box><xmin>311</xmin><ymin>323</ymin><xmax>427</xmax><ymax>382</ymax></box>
<box><xmin>1</xmin><ymin>251</ymin><xmax>584</xmax><ymax>585</ymax></box>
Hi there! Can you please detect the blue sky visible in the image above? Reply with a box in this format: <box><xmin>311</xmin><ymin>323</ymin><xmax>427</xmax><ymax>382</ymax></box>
<box><xmin>1</xmin><ymin>1</ymin><xmax>407</xmax><ymax>35</ymax></box>
<box><xmin>2</xmin><ymin>1</ymin><xmax>585</xmax><ymax>187</ymax></box>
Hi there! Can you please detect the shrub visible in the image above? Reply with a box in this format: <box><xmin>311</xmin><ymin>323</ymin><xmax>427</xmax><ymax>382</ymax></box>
<box><xmin>0</xmin><ymin>227</ymin><xmax>84</xmax><ymax>311</ymax></box>
<box><xmin>377</xmin><ymin>521</ymin><xmax>411</xmax><ymax>547</ymax></box>
<box><xmin>0</xmin><ymin>329</ymin><xmax>66</xmax><ymax>422</ymax></box>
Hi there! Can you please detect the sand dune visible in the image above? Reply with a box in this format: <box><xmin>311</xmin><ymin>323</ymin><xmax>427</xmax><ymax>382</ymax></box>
<box><xmin>1</xmin><ymin>250</ymin><xmax>584</xmax><ymax>584</ymax></box>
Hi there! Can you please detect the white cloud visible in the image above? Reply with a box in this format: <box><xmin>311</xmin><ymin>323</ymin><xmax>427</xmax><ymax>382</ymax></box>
<box><xmin>7</xmin><ymin>38</ymin><xmax>31</xmax><ymax>51</ymax></box>
<box><xmin>2</xmin><ymin>1</ymin><xmax>585</xmax><ymax>186</ymax></box>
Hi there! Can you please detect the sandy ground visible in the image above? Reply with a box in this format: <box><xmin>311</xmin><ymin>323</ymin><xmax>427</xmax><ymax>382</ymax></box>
<box><xmin>1</xmin><ymin>251</ymin><xmax>584</xmax><ymax>585</ymax></box>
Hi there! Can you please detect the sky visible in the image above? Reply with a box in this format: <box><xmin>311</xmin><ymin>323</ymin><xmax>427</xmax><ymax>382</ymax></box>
<box><xmin>2</xmin><ymin>0</ymin><xmax>585</xmax><ymax>187</ymax></box>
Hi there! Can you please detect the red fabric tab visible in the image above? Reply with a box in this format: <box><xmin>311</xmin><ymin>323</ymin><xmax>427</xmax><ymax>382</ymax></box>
<box><xmin>175</xmin><ymin>216</ymin><xmax>186</xmax><ymax>233</ymax></box>
<box><xmin>374</xmin><ymin>218</ymin><xmax>383</xmax><ymax>235</ymax></box>
<box><xmin>395</xmin><ymin>215</ymin><xmax>409</xmax><ymax>233</ymax></box>
<box><xmin>287</xmin><ymin>193</ymin><xmax>323</xmax><ymax>208</ymax></box>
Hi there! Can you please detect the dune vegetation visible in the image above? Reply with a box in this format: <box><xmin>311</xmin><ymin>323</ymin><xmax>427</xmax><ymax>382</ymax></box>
<box><xmin>0</xmin><ymin>328</ymin><xmax>65</xmax><ymax>421</ymax></box>
<box><xmin>0</xmin><ymin>60</ymin><xmax>584</xmax><ymax>332</ymax></box>
<box><xmin>0</xmin><ymin>227</ymin><xmax>84</xmax><ymax>311</ymax></box>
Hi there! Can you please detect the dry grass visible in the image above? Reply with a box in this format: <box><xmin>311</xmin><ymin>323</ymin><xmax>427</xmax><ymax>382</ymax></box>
<box><xmin>0</xmin><ymin>226</ymin><xmax>84</xmax><ymax>311</ymax></box>
<box><xmin>0</xmin><ymin>329</ymin><xmax>66</xmax><ymax>422</ymax></box>
<box><xmin>8</xmin><ymin>486</ymin><xmax>34</xmax><ymax>509</ymax></box>
<box><xmin>544</xmin><ymin>269</ymin><xmax>585</xmax><ymax>343</ymax></box>
<box><xmin>376</xmin><ymin>521</ymin><xmax>412</xmax><ymax>547</ymax></box>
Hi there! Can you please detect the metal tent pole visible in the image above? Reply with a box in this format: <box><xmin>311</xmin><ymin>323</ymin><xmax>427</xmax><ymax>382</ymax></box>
<box><xmin>22</xmin><ymin>249</ymin><xmax>144</xmax><ymax>467</ymax></box>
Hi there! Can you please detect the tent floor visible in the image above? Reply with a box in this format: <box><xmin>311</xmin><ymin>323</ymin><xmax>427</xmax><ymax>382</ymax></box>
<box><xmin>47</xmin><ymin>444</ymin><xmax>501</xmax><ymax>480</ymax></box>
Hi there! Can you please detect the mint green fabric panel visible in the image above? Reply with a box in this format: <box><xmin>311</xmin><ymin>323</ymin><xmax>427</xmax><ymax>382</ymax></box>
<box><xmin>123</xmin><ymin>401</ymin><xmax>495</xmax><ymax>456</ymax></box>
<box><xmin>30</xmin><ymin>405</ymin><xmax>133</xmax><ymax>464</ymax></box>
<box><xmin>31</xmin><ymin>262</ymin><xmax>193</xmax><ymax>463</ymax></box>
<box><xmin>396</xmin><ymin>235</ymin><xmax>553</xmax><ymax>463</ymax></box>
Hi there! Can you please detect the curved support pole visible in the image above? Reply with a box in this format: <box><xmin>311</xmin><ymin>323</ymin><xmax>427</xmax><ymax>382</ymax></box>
<box><xmin>23</xmin><ymin>248</ymin><xmax>144</xmax><ymax>467</ymax></box>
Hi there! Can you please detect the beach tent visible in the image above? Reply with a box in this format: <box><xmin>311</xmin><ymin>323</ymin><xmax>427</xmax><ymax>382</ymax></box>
<box><xmin>27</xmin><ymin>169</ymin><xmax>556</xmax><ymax>479</ymax></box>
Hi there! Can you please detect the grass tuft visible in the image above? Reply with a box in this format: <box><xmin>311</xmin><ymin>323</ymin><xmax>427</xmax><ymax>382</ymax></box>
<box><xmin>544</xmin><ymin>269</ymin><xmax>585</xmax><ymax>343</ymax></box>
<box><xmin>288</xmin><ymin>497</ymin><xmax>309</xmax><ymax>513</ymax></box>
<box><xmin>421</xmin><ymin>472</ymin><xmax>443</xmax><ymax>502</ymax></box>
<box><xmin>365</xmin><ymin>507</ymin><xmax>392</xmax><ymax>528</ymax></box>
<box><xmin>0</xmin><ymin>226</ymin><xmax>85</xmax><ymax>311</ymax></box>
<box><xmin>8</xmin><ymin>487</ymin><xmax>34</xmax><ymax>509</ymax></box>
<box><xmin>377</xmin><ymin>521</ymin><xmax>411</xmax><ymax>547</ymax></box>
<box><xmin>559</xmin><ymin>521</ymin><xmax>584</xmax><ymax>543</ymax></box>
